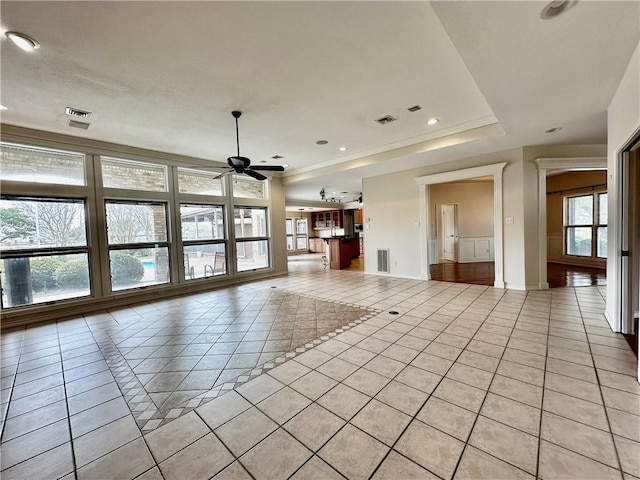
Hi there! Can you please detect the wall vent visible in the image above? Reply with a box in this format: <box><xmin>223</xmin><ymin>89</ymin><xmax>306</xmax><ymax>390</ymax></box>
<box><xmin>375</xmin><ymin>115</ymin><xmax>396</xmax><ymax>125</ymax></box>
<box><xmin>65</xmin><ymin>107</ymin><xmax>92</xmax><ymax>119</ymax></box>
<box><xmin>407</xmin><ymin>105</ymin><xmax>422</xmax><ymax>112</ymax></box>
<box><xmin>377</xmin><ymin>249</ymin><xmax>390</xmax><ymax>273</ymax></box>
<box><xmin>67</xmin><ymin>119</ymin><xmax>90</xmax><ymax>130</ymax></box>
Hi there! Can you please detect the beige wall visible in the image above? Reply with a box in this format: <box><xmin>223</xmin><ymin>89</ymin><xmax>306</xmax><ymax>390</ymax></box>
<box><xmin>429</xmin><ymin>181</ymin><xmax>493</xmax><ymax>237</ymax></box>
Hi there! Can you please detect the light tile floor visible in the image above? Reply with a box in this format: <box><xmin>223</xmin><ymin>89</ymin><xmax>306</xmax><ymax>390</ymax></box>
<box><xmin>1</xmin><ymin>254</ymin><xmax>639</xmax><ymax>480</ymax></box>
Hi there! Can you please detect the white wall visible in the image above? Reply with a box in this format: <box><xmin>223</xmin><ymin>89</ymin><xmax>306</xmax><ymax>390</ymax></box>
<box><xmin>607</xmin><ymin>41</ymin><xmax>640</xmax><ymax>338</ymax></box>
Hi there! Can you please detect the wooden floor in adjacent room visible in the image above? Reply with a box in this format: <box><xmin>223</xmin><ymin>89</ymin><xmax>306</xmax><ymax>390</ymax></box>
<box><xmin>547</xmin><ymin>262</ymin><xmax>607</xmax><ymax>288</ymax></box>
<box><xmin>429</xmin><ymin>261</ymin><xmax>495</xmax><ymax>286</ymax></box>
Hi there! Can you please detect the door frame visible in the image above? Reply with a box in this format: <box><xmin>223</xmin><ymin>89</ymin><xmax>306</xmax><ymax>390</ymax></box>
<box><xmin>417</xmin><ymin>162</ymin><xmax>506</xmax><ymax>288</ymax></box>
<box><xmin>437</xmin><ymin>203</ymin><xmax>458</xmax><ymax>262</ymax></box>
<box><xmin>535</xmin><ymin>157</ymin><xmax>607</xmax><ymax>289</ymax></box>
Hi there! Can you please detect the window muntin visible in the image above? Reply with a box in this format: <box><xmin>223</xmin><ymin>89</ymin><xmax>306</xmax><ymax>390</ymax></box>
<box><xmin>0</xmin><ymin>198</ymin><xmax>87</xmax><ymax>250</ymax></box>
<box><xmin>1</xmin><ymin>253</ymin><xmax>90</xmax><ymax>308</ymax></box>
<box><xmin>180</xmin><ymin>204</ymin><xmax>227</xmax><ymax>280</ymax></box>
<box><xmin>105</xmin><ymin>201</ymin><xmax>170</xmax><ymax>290</ymax></box>
<box><xmin>295</xmin><ymin>219</ymin><xmax>308</xmax><ymax>250</ymax></box>
<box><xmin>177</xmin><ymin>168</ymin><xmax>224</xmax><ymax>196</ymax></box>
<box><xmin>102</xmin><ymin>157</ymin><xmax>167</xmax><ymax>192</ymax></box>
<box><xmin>0</xmin><ymin>143</ymin><xmax>85</xmax><ymax>186</ymax></box>
<box><xmin>232</xmin><ymin>175</ymin><xmax>266</xmax><ymax>199</ymax></box>
<box><xmin>564</xmin><ymin>192</ymin><xmax>607</xmax><ymax>259</ymax></box>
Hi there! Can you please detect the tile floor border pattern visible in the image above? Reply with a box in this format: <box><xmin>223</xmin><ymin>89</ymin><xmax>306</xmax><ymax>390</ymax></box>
<box><xmin>88</xmin><ymin>290</ymin><xmax>380</xmax><ymax>432</ymax></box>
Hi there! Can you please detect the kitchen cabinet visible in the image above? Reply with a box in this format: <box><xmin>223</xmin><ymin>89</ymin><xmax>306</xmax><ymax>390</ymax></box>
<box><xmin>312</xmin><ymin>210</ymin><xmax>343</xmax><ymax>230</ymax></box>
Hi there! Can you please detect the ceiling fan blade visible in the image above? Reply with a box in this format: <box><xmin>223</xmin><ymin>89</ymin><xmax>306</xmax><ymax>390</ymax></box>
<box><xmin>251</xmin><ymin>165</ymin><xmax>285</xmax><ymax>171</ymax></box>
<box><xmin>244</xmin><ymin>169</ymin><xmax>267</xmax><ymax>181</ymax></box>
<box><xmin>213</xmin><ymin>169</ymin><xmax>233</xmax><ymax>179</ymax></box>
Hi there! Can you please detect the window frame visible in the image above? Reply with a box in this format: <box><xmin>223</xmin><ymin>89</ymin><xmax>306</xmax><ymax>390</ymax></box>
<box><xmin>180</xmin><ymin>203</ymin><xmax>227</xmax><ymax>280</ymax></box>
<box><xmin>234</xmin><ymin>205</ymin><xmax>271</xmax><ymax>273</ymax></box>
<box><xmin>564</xmin><ymin>191</ymin><xmax>607</xmax><ymax>259</ymax></box>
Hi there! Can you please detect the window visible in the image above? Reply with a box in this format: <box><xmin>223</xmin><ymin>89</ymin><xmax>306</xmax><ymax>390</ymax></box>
<box><xmin>0</xmin><ymin>143</ymin><xmax>86</xmax><ymax>186</ymax></box>
<box><xmin>235</xmin><ymin>207</ymin><xmax>269</xmax><ymax>271</ymax></box>
<box><xmin>0</xmin><ymin>197</ymin><xmax>90</xmax><ymax>307</ymax></box>
<box><xmin>181</xmin><ymin>204</ymin><xmax>226</xmax><ymax>279</ymax></box>
<box><xmin>286</xmin><ymin>219</ymin><xmax>294</xmax><ymax>251</ymax></box>
<box><xmin>296</xmin><ymin>218</ymin><xmax>308</xmax><ymax>250</ymax></box>
<box><xmin>232</xmin><ymin>175</ymin><xmax>266</xmax><ymax>199</ymax></box>
<box><xmin>102</xmin><ymin>157</ymin><xmax>167</xmax><ymax>192</ymax></box>
<box><xmin>105</xmin><ymin>201</ymin><xmax>170</xmax><ymax>290</ymax></box>
<box><xmin>177</xmin><ymin>168</ymin><xmax>224</xmax><ymax>196</ymax></box>
<box><xmin>565</xmin><ymin>192</ymin><xmax>607</xmax><ymax>258</ymax></box>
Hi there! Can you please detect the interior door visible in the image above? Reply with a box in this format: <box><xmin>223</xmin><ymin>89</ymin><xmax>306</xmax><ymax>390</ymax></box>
<box><xmin>441</xmin><ymin>204</ymin><xmax>457</xmax><ymax>262</ymax></box>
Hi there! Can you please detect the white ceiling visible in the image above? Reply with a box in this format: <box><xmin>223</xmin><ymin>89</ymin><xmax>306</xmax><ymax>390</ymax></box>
<box><xmin>1</xmin><ymin>1</ymin><xmax>638</xmax><ymax>206</ymax></box>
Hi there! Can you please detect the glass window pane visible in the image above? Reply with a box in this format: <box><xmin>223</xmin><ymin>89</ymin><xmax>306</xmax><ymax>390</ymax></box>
<box><xmin>286</xmin><ymin>219</ymin><xmax>293</xmax><ymax>235</ymax></box>
<box><xmin>1</xmin><ymin>253</ymin><xmax>90</xmax><ymax>308</ymax></box>
<box><xmin>567</xmin><ymin>227</ymin><xmax>592</xmax><ymax>256</ymax></box>
<box><xmin>236</xmin><ymin>240</ymin><xmax>269</xmax><ymax>271</ymax></box>
<box><xmin>177</xmin><ymin>168</ymin><xmax>224</xmax><ymax>196</ymax></box>
<box><xmin>183</xmin><ymin>244</ymin><xmax>226</xmax><ymax>279</ymax></box>
<box><xmin>232</xmin><ymin>175</ymin><xmax>266</xmax><ymax>199</ymax></box>
<box><xmin>296</xmin><ymin>219</ymin><xmax>307</xmax><ymax>235</ymax></box>
<box><xmin>109</xmin><ymin>247</ymin><xmax>169</xmax><ymax>291</ymax></box>
<box><xmin>102</xmin><ymin>157</ymin><xmax>167</xmax><ymax>192</ymax></box>
<box><xmin>0</xmin><ymin>198</ymin><xmax>87</xmax><ymax>250</ymax></box>
<box><xmin>286</xmin><ymin>236</ymin><xmax>294</xmax><ymax>251</ymax></box>
<box><xmin>597</xmin><ymin>226</ymin><xmax>607</xmax><ymax>258</ymax></box>
<box><xmin>234</xmin><ymin>208</ymin><xmax>267</xmax><ymax>238</ymax></box>
<box><xmin>567</xmin><ymin>195</ymin><xmax>593</xmax><ymax>225</ymax></box>
<box><xmin>0</xmin><ymin>143</ymin><xmax>85</xmax><ymax>186</ymax></box>
<box><xmin>599</xmin><ymin>193</ymin><xmax>608</xmax><ymax>225</ymax></box>
<box><xmin>106</xmin><ymin>203</ymin><xmax>167</xmax><ymax>244</ymax></box>
<box><xmin>296</xmin><ymin>237</ymin><xmax>308</xmax><ymax>250</ymax></box>
<box><xmin>180</xmin><ymin>205</ymin><xmax>224</xmax><ymax>241</ymax></box>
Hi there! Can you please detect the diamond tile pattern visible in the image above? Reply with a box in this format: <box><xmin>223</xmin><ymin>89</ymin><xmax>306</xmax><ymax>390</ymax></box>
<box><xmin>1</xmin><ymin>254</ymin><xmax>638</xmax><ymax>480</ymax></box>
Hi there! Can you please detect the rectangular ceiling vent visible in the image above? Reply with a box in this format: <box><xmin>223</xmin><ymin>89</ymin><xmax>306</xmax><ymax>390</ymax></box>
<box><xmin>67</xmin><ymin>119</ymin><xmax>90</xmax><ymax>130</ymax></box>
<box><xmin>375</xmin><ymin>115</ymin><xmax>396</xmax><ymax>125</ymax></box>
<box><xmin>65</xmin><ymin>107</ymin><xmax>92</xmax><ymax>119</ymax></box>
<box><xmin>377</xmin><ymin>249</ymin><xmax>390</xmax><ymax>273</ymax></box>
<box><xmin>407</xmin><ymin>105</ymin><xmax>422</xmax><ymax>112</ymax></box>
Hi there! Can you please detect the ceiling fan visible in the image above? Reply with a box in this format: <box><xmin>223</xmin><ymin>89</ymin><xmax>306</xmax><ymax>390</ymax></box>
<box><xmin>203</xmin><ymin>111</ymin><xmax>285</xmax><ymax>181</ymax></box>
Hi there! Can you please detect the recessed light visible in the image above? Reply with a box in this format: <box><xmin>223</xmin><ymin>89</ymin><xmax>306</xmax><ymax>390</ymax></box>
<box><xmin>5</xmin><ymin>31</ymin><xmax>41</xmax><ymax>52</ymax></box>
<box><xmin>339</xmin><ymin>146</ymin><xmax>348</xmax><ymax>151</ymax></box>
<box><xmin>427</xmin><ymin>118</ymin><xmax>439</xmax><ymax>126</ymax></box>
<box><xmin>0</xmin><ymin>105</ymin><xmax>8</xmax><ymax>111</ymax></box>
<box><xmin>316</xmin><ymin>140</ymin><xmax>328</xmax><ymax>145</ymax></box>
<box><xmin>545</xmin><ymin>127</ymin><xmax>563</xmax><ymax>133</ymax></box>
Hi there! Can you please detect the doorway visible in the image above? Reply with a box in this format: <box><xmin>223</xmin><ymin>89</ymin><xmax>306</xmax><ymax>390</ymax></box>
<box><xmin>438</xmin><ymin>203</ymin><xmax>458</xmax><ymax>262</ymax></box>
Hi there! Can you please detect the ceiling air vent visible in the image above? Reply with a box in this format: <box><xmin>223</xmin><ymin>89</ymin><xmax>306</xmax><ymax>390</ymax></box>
<box><xmin>67</xmin><ymin>119</ymin><xmax>90</xmax><ymax>130</ymax></box>
<box><xmin>375</xmin><ymin>115</ymin><xmax>396</xmax><ymax>125</ymax></box>
<box><xmin>65</xmin><ymin>107</ymin><xmax>92</xmax><ymax>119</ymax></box>
<box><xmin>407</xmin><ymin>105</ymin><xmax>422</xmax><ymax>112</ymax></box>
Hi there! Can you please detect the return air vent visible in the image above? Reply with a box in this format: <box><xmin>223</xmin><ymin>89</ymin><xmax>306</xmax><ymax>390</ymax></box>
<box><xmin>375</xmin><ymin>115</ymin><xmax>396</xmax><ymax>125</ymax></box>
<box><xmin>377</xmin><ymin>249</ymin><xmax>390</xmax><ymax>273</ymax></box>
<box><xmin>407</xmin><ymin>105</ymin><xmax>422</xmax><ymax>112</ymax></box>
<box><xmin>65</xmin><ymin>107</ymin><xmax>92</xmax><ymax>119</ymax></box>
<box><xmin>67</xmin><ymin>119</ymin><xmax>90</xmax><ymax>130</ymax></box>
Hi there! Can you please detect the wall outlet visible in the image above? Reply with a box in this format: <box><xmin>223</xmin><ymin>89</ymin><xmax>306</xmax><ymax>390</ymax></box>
<box><xmin>505</xmin><ymin>217</ymin><xmax>514</xmax><ymax>224</ymax></box>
